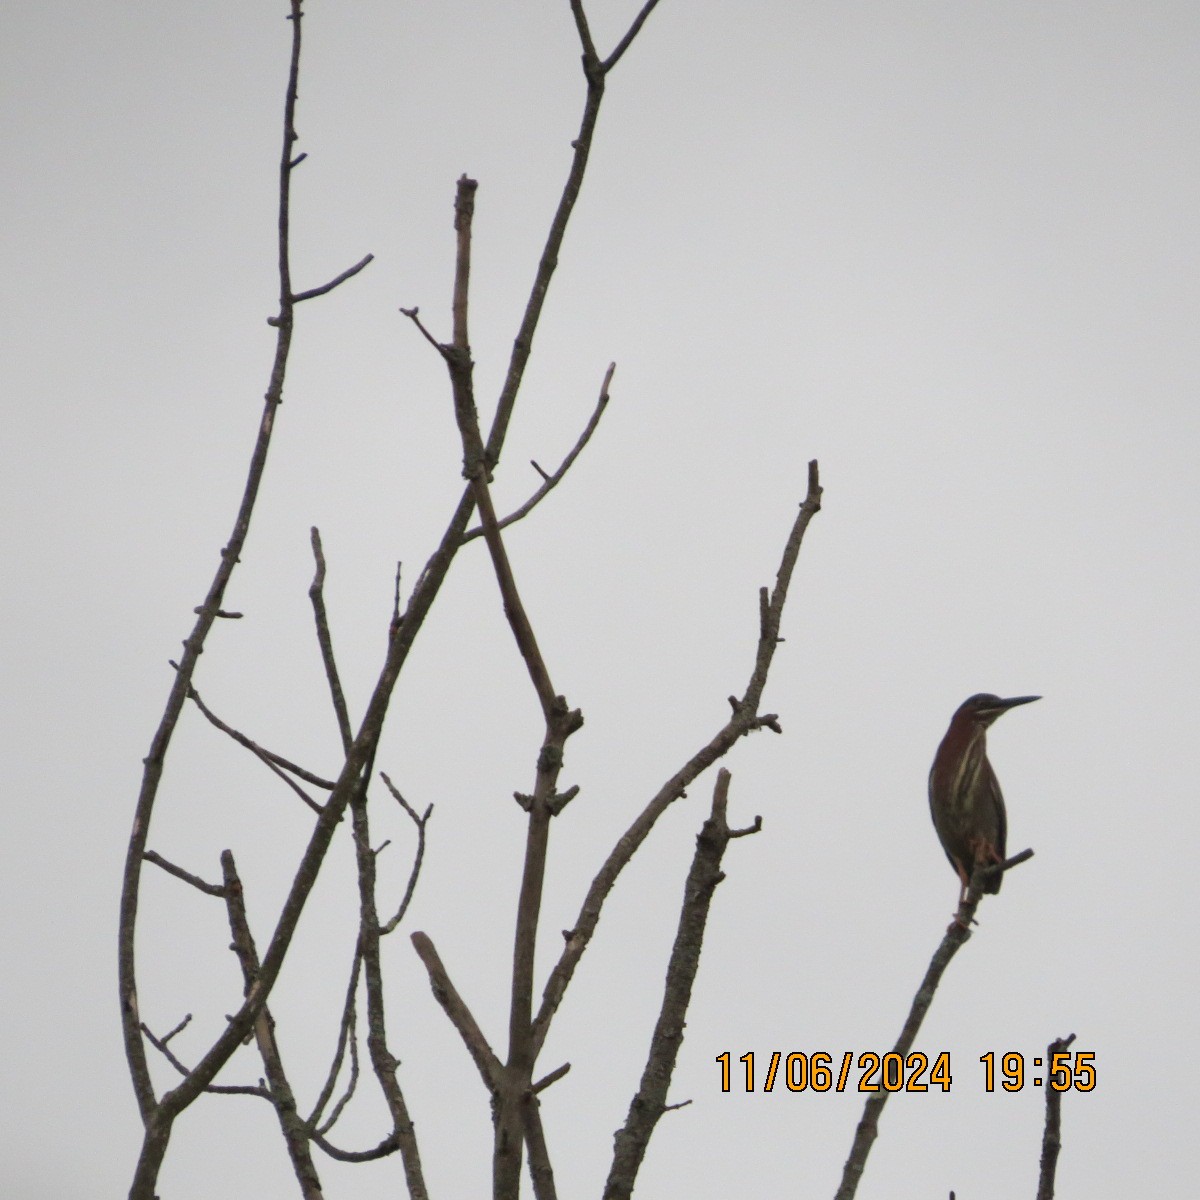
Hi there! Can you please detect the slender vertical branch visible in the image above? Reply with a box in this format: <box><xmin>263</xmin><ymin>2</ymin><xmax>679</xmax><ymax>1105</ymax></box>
<box><xmin>1037</xmin><ymin>1033</ymin><xmax>1076</xmax><ymax>1200</ymax></box>
<box><xmin>348</xmin><ymin>774</ymin><xmax>430</xmax><ymax>1200</ymax></box>
<box><xmin>604</xmin><ymin>769</ymin><xmax>754</xmax><ymax>1200</ymax></box>
<box><xmin>309</xmin><ymin>526</ymin><xmax>354</xmax><ymax>751</ymax></box>
<box><xmin>122</xmin><ymin>3</ymin><xmax>311</xmax><ymax>1191</ymax></box>
<box><xmin>452</xmin><ymin>174</ymin><xmax>476</xmax><ymax>353</ymax></box>
<box><xmin>308</xmin><ymin>949</ymin><xmax>363</xmax><ymax>1131</ymax></box>
<box><xmin>833</xmin><ymin>856</ymin><xmax>1034</xmax><ymax>1200</ymax></box>
<box><xmin>312</xmin><ymin>532</ymin><xmax>428</xmax><ymax>1194</ymax></box>
<box><xmin>438</xmin><ymin>170</ymin><xmax>583</xmax><ymax>1200</ymax></box>
<box><xmin>221</xmin><ymin>852</ymin><xmax>325</xmax><ymax>1200</ymax></box>
<box><xmin>484</xmin><ymin>0</ymin><xmax>657</xmax><ymax>465</ymax></box>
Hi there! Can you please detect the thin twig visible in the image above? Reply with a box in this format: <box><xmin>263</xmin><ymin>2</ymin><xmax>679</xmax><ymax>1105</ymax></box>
<box><xmin>160</xmin><ymin>1014</ymin><xmax>192</xmax><ymax>1045</ymax></box>
<box><xmin>142</xmin><ymin>851</ymin><xmax>225</xmax><ymax>897</ymax></box>
<box><xmin>378</xmin><ymin>773</ymin><xmax>433</xmax><ymax>935</ymax></box>
<box><xmin>340</xmin><ymin>741</ymin><xmax>429</xmax><ymax>1192</ymax></box>
<box><xmin>316</xmin><ymin>1006</ymin><xmax>360</xmax><ymax>1136</ymax></box>
<box><xmin>309</xmin><ymin>527</ymin><xmax>354</xmax><ymax>753</ymax></box>
<box><xmin>532</xmin><ymin>1062</ymin><xmax>571</xmax><ymax>1093</ymax></box>
<box><xmin>292</xmin><ymin>253</ymin><xmax>374</xmax><ymax>303</ymax></box>
<box><xmin>601</xmin><ymin>0</ymin><xmax>663</xmax><ymax>72</ymax></box>
<box><xmin>139</xmin><ymin>1022</ymin><xmax>269</xmax><ymax>1098</ymax></box>
<box><xmin>184</xmin><ymin>678</ymin><xmax>333</xmax><ymax>797</ymax></box>
<box><xmin>461</xmin><ymin>364</ymin><xmax>613</xmax><ymax>544</ymax></box>
<box><xmin>399</xmin><ymin>306</ymin><xmax>449</xmax><ymax>357</ymax></box>
<box><xmin>309</xmin><ymin>948</ymin><xmax>363</xmax><ymax>1132</ymax></box>
<box><xmin>390</xmin><ymin>562</ymin><xmax>403</xmax><ymax>638</ymax></box>
<box><xmin>192</xmin><ymin>705</ymin><xmax>325</xmax><ymax>814</ymax></box>
<box><xmin>568</xmin><ymin>0</ymin><xmax>599</xmax><ymax>63</ymax></box>
<box><xmin>309</xmin><ymin>1130</ymin><xmax>402</xmax><ymax>1163</ymax></box>
<box><xmin>347</xmin><ymin>768</ymin><xmax>431</xmax><ymax>1200</ymax></box>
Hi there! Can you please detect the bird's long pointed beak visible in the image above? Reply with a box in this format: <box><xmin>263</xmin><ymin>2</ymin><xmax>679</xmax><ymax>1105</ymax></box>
<box><xmin>996</xmin><ymin>694</ymin><xmax>1040</xmax><ymax>710</ymax></box>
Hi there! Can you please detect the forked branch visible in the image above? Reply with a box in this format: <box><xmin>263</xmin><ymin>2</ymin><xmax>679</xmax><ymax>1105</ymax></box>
<box><xmin>461</xmin><ymin>364</ymin><xmax>614</xmax><ymax>545</ymax></box>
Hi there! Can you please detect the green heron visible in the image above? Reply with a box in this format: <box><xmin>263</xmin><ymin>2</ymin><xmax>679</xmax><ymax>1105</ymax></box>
<box><xmin>928</xmin><ymin>693</ymin><xmax>1039</xmax><ymax>904</ymax></box>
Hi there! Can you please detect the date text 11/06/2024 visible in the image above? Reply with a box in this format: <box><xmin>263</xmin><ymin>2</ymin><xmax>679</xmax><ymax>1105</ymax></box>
<box><xmin>715</xmin><ymin>1051</ymin><xmax>1096</xmax><ymax>1094</ymax></box>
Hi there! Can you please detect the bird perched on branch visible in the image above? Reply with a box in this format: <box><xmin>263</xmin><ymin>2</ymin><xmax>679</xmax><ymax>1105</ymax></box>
<box><xmin>928</xmin><ymin>693</ymin><xmax>1039</xmax><ymax>903</ymax></box>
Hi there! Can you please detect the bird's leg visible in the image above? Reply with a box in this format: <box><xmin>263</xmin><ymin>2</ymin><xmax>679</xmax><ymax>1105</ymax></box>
<box><xmin>950</xmin><ymin>861</ymin><xmax>974</xmax><ymax>930</ymax></box>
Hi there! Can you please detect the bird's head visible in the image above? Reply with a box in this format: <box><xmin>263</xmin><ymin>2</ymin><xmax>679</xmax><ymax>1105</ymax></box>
<box><xmin>955</xmin><ymin>692</ymin><xmax>1040</xmax><ymax>729</ymax></box>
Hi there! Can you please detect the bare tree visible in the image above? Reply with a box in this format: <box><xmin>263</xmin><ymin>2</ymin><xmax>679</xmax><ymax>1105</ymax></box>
<box><xmin>118</xmin><ymin>6</ymin><xmax>1077</xmax><ymax>1199</ymax></box>
<box><xmin>118</xmin><ymin>3</ymin><xmax>817</xmax><ymax>1196</ymax></box>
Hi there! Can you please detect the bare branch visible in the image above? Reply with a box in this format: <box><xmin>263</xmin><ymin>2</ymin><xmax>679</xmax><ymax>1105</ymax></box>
<box><xmin>309</xmin><ymin>945</ymin><xmax>360</xmax><ymax>1132</ymax></box>
<box><xmin>378</xmin><ymin>773</ymin><xmax>432</xmax><ymax>935</ymax></box>
<box><xmin>410</xmin><ymin>931</ymin><xmax>503</xmax><ymax>1092</ymax></box>
<box><xmin>742</xmin><ymin>460</ymin><xmax>822</xmax><ymax>712</ymax></box>
<box><xmin>524</xmin><ymin>1098</ymin><xmax>559</xmax><ymax>1200</ymax></box>
<box><xmin>442</xmin><ymin>174</ymin><xmax>564</xmax><ymax>723</ymax></box>
<box><xmin>531</xmin><ymin>1062</ymin><xmax>571</xmax><ymax>1094</ymax></box>
<box><xmin>160</xmin><ymin>1014</ymin><xmax>193</xmax><ymax>1045</ymax></box>
<box><xmin>452</xmin><ymin>174</ymin><xmax>477</xmax><ymax>352</ymax></box>
<box><xmin>980</xmin><ymin>847</ymin><xmax>1034</xmax><ymax>886</ymax></box>
<box><xmin>292</xmin><ymin>253</ymin><xmax>374</xmax><ymax>303</ymax></box>
<box><xmin>532</xmin><ymin>465</ymin><xmax>823</xmax><ymax>1059</ymax></box>
<box><xmin>390</xmin><ymin>561</ymin><xmax>403</xmax><ymax>637</ymax></box>
<box><xmin>184</xmin><ymin>678</ymin><xmax>333</xmax><ymax>800</ymax></box>
<box><xmin>139</xmin><ymin>1022</ymin><xmax>269</xmax><ymax>1099</ymax></box>
<box><xmin>122</xmin><ymin>4</ymin><xmax>677</xmax><ymax>1194</ymax></box>
<box><xmin>729</xmin><ymin>815</ymin><xmax>762</xmax><ymax>839</ymax></box>
<box><xmin>461</xmin><ymin>364</ymin><xmax>613</xmax><ymax>545</ymax></box>
<box><xmin>220</xmin><ymin>851</ymin><xmax>325</xmax><ymax>1199</ymax></box>
<box><xmin>567</xmin><ymin>0</ymin><xmax>600</xmax><ymax>64</ymax></box>
<box><xmin>482</xmin><ymin>2</ymin><xmax>619</xmax><ymax>469</ymax></box>
<box><xmin>601</xmin><ymin>0</ymin><xmax>663</xmax><ymax>73</ymax></box>
<box><xmin>309</xmin><ymin>527</ymin><xmax>354</xmax><ymax>753</ymax></box>
<box><xmin>310</xmin><ymin>1129</ymin><xmax>401</xmax><ymax>1164</ymax></box>
<box><xmin>142</xmin><ymin>851</ymin><xmax>225</xmax><ymax>897</ymax></box>
<box><xmin>432</xmin><ymin>176</ymin><xmax>588</xmax><ymax>1199</ymax></box>
<box><xmin>399</xmin><ymin>306</ymin><xmax>449</xmax><ymax>357</ymax></box>
<box><xmin>1037</xmin><ymin>1032</ymin><xmax>1077</xmax><ymax>1200</ymax></box>
<box><xmin>317</xmin><ymin>1009</ymin><xmax>360</xmax><ymax>1136</ymax></box>
<box><xmin>347</xmin><ymin>777</ymin><xmax>431</xmax><ymax>1200</ymax></box>
<box><xmin>570</xmin><ymin>0</ymin><xmax>663</xmax><ymax>75</ymax></box>
<box><xmin>833</xmin><ymin>847</ymin><xmax>1035</xmax><ymax>1200</ymax></box>
<box><xmin>604</xmin><ymin>768</ymin><xmax>739</xmax><ymax>1200</ymax></box>
<box><xmin>121</xmin><ymin>3</ymin><xmax>313</xmax><ymax>1158</ymax></box>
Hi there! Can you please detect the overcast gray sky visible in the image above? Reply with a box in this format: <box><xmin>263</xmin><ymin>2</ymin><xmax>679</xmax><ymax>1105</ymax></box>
<box><xmin>4</xmin><ymin>1</ymin><xmax>1198</xmax><ymax>1196</ymax></box>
